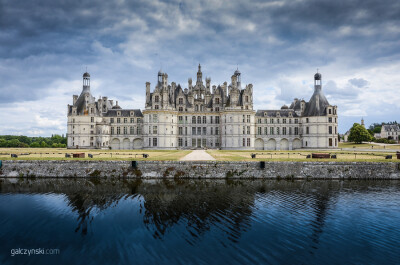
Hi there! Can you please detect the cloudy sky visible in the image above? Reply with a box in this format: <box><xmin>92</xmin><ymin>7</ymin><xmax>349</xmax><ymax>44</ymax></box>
<box><xmin>1</xmin><ymin>0</ymin><xmax>399</xmax><ymax>136</ymax></box>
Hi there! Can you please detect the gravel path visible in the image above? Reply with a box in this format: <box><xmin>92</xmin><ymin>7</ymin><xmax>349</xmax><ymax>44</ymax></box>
<box><xmin>179</xmin><ymin>150</ymin><xmax>216</xmax><ymax>161</ymax></box>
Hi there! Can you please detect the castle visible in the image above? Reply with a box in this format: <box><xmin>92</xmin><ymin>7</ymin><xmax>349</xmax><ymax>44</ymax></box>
<box><xmin>67</xmin><ymin>65</ymin><xmax>338</xmax><ymax>150</ymax></box>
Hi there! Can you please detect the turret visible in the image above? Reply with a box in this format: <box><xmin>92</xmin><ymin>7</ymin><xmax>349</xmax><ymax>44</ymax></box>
<box><xmin>196</xmin><ymin>64</ymin><xmax>202</xmax><ymax>84</ymax></box>
<box><xmin>82</xmin><ymin>72</ymin><xmax>90</xmax><ymax>94</ymax></box>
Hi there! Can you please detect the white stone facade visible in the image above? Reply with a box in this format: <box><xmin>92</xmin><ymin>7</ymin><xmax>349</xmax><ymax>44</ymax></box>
<box><xmin>67</xmin><ymin>67</ymin><xmax>338</xmax><ymax>150</ymax></box>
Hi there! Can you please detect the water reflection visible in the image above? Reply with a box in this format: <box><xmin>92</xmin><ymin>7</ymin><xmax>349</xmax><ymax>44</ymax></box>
<box><xmin>1</xmin><ymin>178</ymin><xmax>399</xmax><ymax>264</ymax></box>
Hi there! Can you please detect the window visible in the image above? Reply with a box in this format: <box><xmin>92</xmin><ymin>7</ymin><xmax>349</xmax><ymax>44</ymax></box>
<box><xmin>270</xmin><ymin>127</ymin><xmax>274</xmax><ymax>135</ymax></box>
<box><xmin>91</xmin><ymin>117</ymin><xmax>94</xmax><ymax>122</ymax></box>
<box><xmin>295</xmin><ymin>119</ymin><xmax>298</xmax><ymax>124</ymax></box>
<box><xmin>283</xmin><ymin>127</ymin><xmax>287</xmax><ymax>135</ymax></box>
<box><xmin>289</xmin><ymin>119</ymin><xmax>292</xmax><ymax>124</ymax></box>
<box><xmin>197</xmin><ymin>127</ymin><xmax>201</xmax><ymax>135</ymax></box>
<box><xmin>289</xmin><ymin>127</ymin><xmax>292</xmax><ymax>135</ymax></box>
<box><xmin>247</xmin><ymin>115</ymin><xmax>250</xmax><ymax>123</ymax></box>
<box><xmin>192</xmin><ymin>116</ymin><xmax>196</xmax><ymax>124</ymax></box>
<box><xmin>257</xmin><ymin>127</ymin><xmax>261</xmax><ymax>135</ymax></box>
<box><xmin>329</xmin><ymin>117</ymin><xmax>332</xmax><ymax>123</ymax></box>
<box><xmin>153</xmin><ymin>126</ymin><xmax>158</xmax><ymax>134</ymax></box>
<box><xmin>329</xmin><ymin>126</ymin><xmax>332</xmax><ymax>134</ymax></box>
<box><xmin>185</xmin><ymin>127</ymin><xmax>187</xmax><ymax>135</ymax></box>
<box><xmin>295</xmin><ymin>127</ymin><xmax>299</xmax><ymax>135</ymax></box>
<box><xmin>137</xmin><ymin>126</ymin><xmax>141</xmax><ymax>134</ymax></box>
<box><xmin>195</xmin><ymin>105</ymin><xmax>199</xmax><ymax>111</ymax></box>
<box><xmin>179</xmin><ymin>98</ymin><xmax>183</xmax><ymax>104</ymax></box>
<box><xmin>211</xmin><ymin>127</ymin><xmax>213</xmax><ymax>135</ymax></box>
<box><xmin>153</xmin><ymin>138</ymin><xmax>158</xmax><ymax>147</ymax></box>
<box><xmin>243</xmin><ymin>138</ymin><xmax>246</xmax><ymax>147</ymax></box>
<box><xmin>215</xmin><ymin>127</ymin><xmax>219</xmax><ymax>135</ymax></box>
<box><xmin>247</xmin><ymin>126</ymin><xmax>250</xmax><ymax>134</ymax></box>
<box><xmin>203</xmin><ymin>127</ymin><xmax>206</xmax><ymax>135</ymax></box>
<box><xmin>283</xmin><ymin>119</ymin><xmax>286</xmax><ymax>124</ymax></box>
<box><xmin>130</xmin><ymin>126</ymin><xmax>134</xmax><ymax>134</ymax></box>
<box><xmin>124</xmin><ymin>118</ymin><xmax>127</xmax><ymax>123</ymax></box>
<box><xmin>264</xmin><ymin>127</ymin><xmax>268</xmax><ymax>135</ymax></box>
<box><xmin>277</xmin><ymin>119</ymin><xmax>280</xmax><ymax>124</ymax></box>
<box><xmin>117</xmin><ymin>118</ymin><xmax>121</xmax><ymax>123</ymax></box>
<box><xmin>179</xmin><ymin>107</ymin><xmax>183</xmax><ymax>111</ymax></box>
<box><xmin>203</xmin><ymin>116</ymin><xmax>206</xmax><ymax>124</ymax></box>
<box><xmin>216</xmin><ymin>116</ymin><xmax>220</xmax><ymax>124</ymax></box>
<box><xmin>155</xmin><ymin>105</ymin><xmax>159</xmax><ymax>109</ymax></box>
<box><xmin>155</xmin><ymin>96</ymin><xmax>159</xmax><ymax>103</ymax></box>
<box><xmin>306</xmin><ymin>127</ymin><xmax>309</xmax><ymax>134</ymax></box>
<box><xmin>247</xmin><ymin>138</ymin><xmax>250</xmax><ymax>147</ymax></box>
<box><xmin>215</xmin><ymin>107</ymin><xmax>219</xmax><ymax>111</ymax></box>
<box><xmin>258</xmin><ymin>118</ymin><xmax>261</xmax><ymax>124</ymax></box>
<box><xmin>131</xmin><ymin>118</ymin><xmax>134</xmax><ymax>123</ymax></box>
<box><xmin>179</xmin><ymin>127</ymin><xmax>183</xmax><ymax>135</ymax></box>
<box><xmin>202</xmin><ymin>139</ymin><xmax>206</xmax><ymax>147</ymax></box>
<box><xmin>335</xmin><ymin>127</ymin><xmax>337</xmax><ymax>134</ymax></box>
<box><xmin>210</xmin><ymin>116</ymin><xmax>213</xmax><ymax>124</ymax></box>
<box><xmin>178</xmin><ymin>138</ymin><xmax>183</xmax><ymax>147</ymax></box>
<box><xmin>153</xmin><ymin>114</ymin><xmax>158</xmax><ymax>122</ymax></box>
<box><xmin>306</xmin><ymin>118</ymin><xmax>309</xmax><ymax>123</ymax></box>
<box><xmin>243</xmin><ymin>115</ymin><xmax>245</xmax><ymax>122</ymax></box>
<box><xmin>192</xmin><ymin>139</ymin><xmax>196</xmax><ymax>147</ymax></box>
<box><xmin>245</xmin><ymin>96</ymin><xmax>249</xmax><ymax>102</ymax></box>
<box><xmin>277</xmin><ymin>127</ymin><xmax>280</xmax><ymax>135</ymax></box>
<box><xmin>111</xmin><ymin>127</ymin><xmax>114</xmax><ymax>134</ymax></box>
<box><xmin>270</xmin><ymin>119</ymin><xmax>274</xmax><ymax>124</ymax></box>
<box><xmin>329</xmin><ymin>109</ymin><xmax>332</xmax><ymax>114</ymax></box>
<box><xmin>149</xmin><ymin>138</ymin><xmax>151</xmax><ymax>146</ymax></box>
<box><xmin>137</xmin><ymin>118</ymin><xmax>141</xmax><ymax>123</ymax></box>
<box><xmin>117</xmin><ymin>127</ymin><xmax>121</xmax><ymax>135</ymax></box>
<box><xmin>192</xmin><ymin>127</ymin><xmax>196</xmax><ymax>135</ymax></box>
<box><xmin>215</xmin><ymin>98</ymin><xmax>220</xmax><ymax>104</ymax></box>
<box><xmin>197</xmin><ymin>116</ymin><xmax>201</xmax><ymax>124</ymax></box>
<box><xmin>123</xmin><ymin>127</ymin><xmax>127</xmax><ymax>134</ymax></box>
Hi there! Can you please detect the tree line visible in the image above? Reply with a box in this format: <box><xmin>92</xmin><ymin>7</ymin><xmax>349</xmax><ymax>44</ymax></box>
<box><xmin>0</xmin><ymin>135</ymin><xmax>67</xmax><ymax>148</ymax></box>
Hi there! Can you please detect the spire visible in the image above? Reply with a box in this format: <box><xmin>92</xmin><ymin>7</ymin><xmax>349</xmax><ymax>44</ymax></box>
<box><xmin>82</xmin><ymin>72</ymin><xmax>90</xmax><ymax>93</ymax></box>
<box><xmin>197</xmin><ymin>63</ymin><xmax>202</xmax><ymax>83</ymax></box>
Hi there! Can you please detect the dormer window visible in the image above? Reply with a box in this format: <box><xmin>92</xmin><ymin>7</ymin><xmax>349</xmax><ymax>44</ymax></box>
<box><xmin>155</xmin><ymin>96</ymin><xmax>159</xmax><ymax>103</ymax></box>
<box><xmin>328</xmin><ymin>108</ymin><xmax>332</xmax><ymax>114</ymax></box>
<box><xmin>264</xmin><ymin>112</ymin><xmax>267</xmax><ymax>116</ymax></box>
<box><xmin>130</xmin><ymin>111</ymin><xmax>134</xmax><ymax>116</ymax></box>
<box><xmin>245</xmin><ymin>96</ymin><xmax>249</xmax><ymax>103</ymax></box>
<box><xmin>289</xmin><ymin>112</ymin><xmax>293</xmax><ymax>117</ymax></box>
<box><xmin>117</xmin><ymin>111</ymin><xmax>121</xmax><ymax>116</ymax></box>
<box><xmin>179</xmin><ymin>98</ymin><xmax>183</xmax><ymax>104</ymax></box>
<box><xmin>215</xmin><ymin>98</ymin><xmax>220</xmax><ymax>104</ymax></box>
<box><xmin>276</xmin><ymin>112</ymin><xmax>280</xmax><ymax>117</ymax></box>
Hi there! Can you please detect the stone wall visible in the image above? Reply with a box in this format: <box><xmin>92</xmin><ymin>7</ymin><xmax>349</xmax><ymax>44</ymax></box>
<box><xmin>1</xmin><ymin>160</ymin><xmax>400</xmax><ymax>179</ymax></box>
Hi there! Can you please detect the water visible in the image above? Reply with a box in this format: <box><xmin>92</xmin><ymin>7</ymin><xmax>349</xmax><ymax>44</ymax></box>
<box><xmin>0</xmin><ymin>178</ymin><xmax>399</xmax><ymax>265</ymax></box>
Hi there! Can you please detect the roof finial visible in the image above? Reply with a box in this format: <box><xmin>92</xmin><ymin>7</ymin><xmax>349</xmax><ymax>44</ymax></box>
<box><xmin>317</xmin><ymin>68</ymin><xmax>319</xmax><ymax>73</ymax></box>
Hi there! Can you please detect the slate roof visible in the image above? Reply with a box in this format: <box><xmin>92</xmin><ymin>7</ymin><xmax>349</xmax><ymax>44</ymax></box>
<box><xmin>255</xmin><ymin>109</ymin><xmax>298</xmax><ymax>117</ymax></box>
<box><xmin>103</xmin><ymin>109</ymin><xmax>143</xmax><ymax>117</ymax></box>
<box><xmin>303</xmin><ymin>87</ymin><xmax>330</xmax><ymax>116</ymax></box>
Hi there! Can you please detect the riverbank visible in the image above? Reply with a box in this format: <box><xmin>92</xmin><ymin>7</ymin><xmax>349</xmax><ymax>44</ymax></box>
<box><xmin>1</xmin><ymin>160</ymin><xmax>399</xmax><ymax>179</ymax></box>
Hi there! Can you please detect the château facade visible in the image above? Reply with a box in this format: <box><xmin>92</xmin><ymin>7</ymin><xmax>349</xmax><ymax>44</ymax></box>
<box><xmin>67</xmin><ymin>66</ymin><xmax>338</xmax><ymax>150</ymax></box>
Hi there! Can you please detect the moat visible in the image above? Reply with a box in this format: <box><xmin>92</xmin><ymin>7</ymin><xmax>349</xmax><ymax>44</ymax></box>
<box><xmin>1</xmin><ymin>178</ymin><xmax>399</xmax><ymax>264</ymax></box>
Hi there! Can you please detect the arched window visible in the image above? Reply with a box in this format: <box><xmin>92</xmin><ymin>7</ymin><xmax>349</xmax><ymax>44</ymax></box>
<box><xmin>195</xmin><ymin>105</ymin><xmax>199</xmax><ymax>111</ymax></box>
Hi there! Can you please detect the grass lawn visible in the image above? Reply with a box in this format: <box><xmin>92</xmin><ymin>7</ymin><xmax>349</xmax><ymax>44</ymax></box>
<box><xmin>0</xmin><ymin>148</ymin><xmax>191</xmax><ymax>161</ymax></box>
<box><xmin>338</xmin><ymin>142</ymin><xmax>400</xmax><ymax>150</ymax></box>
<box><xmin>206</xmin><ymin>150</ymin><xmax>399</xmax><ymax>162</ymax></box>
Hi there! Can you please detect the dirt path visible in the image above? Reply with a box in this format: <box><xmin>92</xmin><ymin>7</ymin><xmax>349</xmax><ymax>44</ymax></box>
<box><xmin>179</xmin><ymin>150</ymin><xmax>216</xmax><ymax>161</ymax></box>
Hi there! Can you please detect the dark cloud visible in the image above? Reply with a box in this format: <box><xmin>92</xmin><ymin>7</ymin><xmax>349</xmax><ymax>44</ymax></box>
<box><xmin>0</xmin><ymin>0</ymin><xmax>399</xmax><ymax>135</ymax></box>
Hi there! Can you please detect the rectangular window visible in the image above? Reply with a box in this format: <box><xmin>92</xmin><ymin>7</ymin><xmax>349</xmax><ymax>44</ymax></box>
<box><xmin>111</xmin><ymin>127</ymin><xmax>114</xmax><ymax>134</ymax></box>
<box><xmin>192</xmin><ymin>116</ymin><xmax>196</xmax><ymax>124</ymax></box>
<box><xmin>179</xmin><ymin>127</ymin><xmax>183</xmax><ymax>135</ymax></box>
<box><xmin>243</xmin><ymin>126</ymin><xmax>246</xmax><ymax>134</ymax></box>
<box><xmin>202</xmin><ymin>139</ymin><xmax>206</xmax><ymax>147</ymax></box>
<box><xmin>192</xmin><ymin>139</ymin><xmax>196</xmax><ymax>147</ymax></box>
<box><xmin>153</xmin><ymin>114</ymin><xmax>158</xmax><ymax>123</ymax></box>
<box><xmin>210</xmin><ymin>116</ymin><xmax>213</xmax><ymax>124</ymax></box>
<box><xmin>215</xmin><ymin>116</ymin><xmax>220</xmax><ymax>124</ymax></box>
<box><xmin>215</xmin><ymin>127</ymin><xmax>219</xmax><ymax>135</ymax></box>
<box><xmin>329</xmin><ymin>117</ymin><xmax>332</xmax><ymax>123</ymax></box>
<box><xmin>247</xmin><ymin>126</ymin><xmax>250</xmax><ymax>134</ymax></box>
<box><xmin>203</xmin><ymin>116</ymin><xmax>206</xmax><ymax>124</ymax></box>
<box><xmin>198</xmin><ymin>116</ymin><xmax>201</xmax><ymax>124</ymax></box>
<box><xmin>295</xmin><ymin>127</ymin><xmax>299</xmax><ymax>135</ymax></box>
<box><xmin>130</xmin><ymin>126</ymin><xmax>134</xmax><ymax>135</ymax></box>
<box><xmin>329</xmin><ymin>126</ymin><xmax>332</xmax><ymax>134</ymax></box>
<box><xmin>289</xmin><ymin>127</ymin><xmax>292</xmax><ymax>135</ymax></box>
<box><xmin>270</xmin><ymin>119</ymin><xmax>274</xmax><ymax>124</ymax></box>
<box><xmin>178</xmin><ymin>138</ymin><xmax>183</xmax><ymax>147</ymax></box>
<box><xmin>110</xmin><ymin>118</ymin><xmax>114</xmax><ymax>123</ymax></box>
<box><xmin>192</xmin><ymin>127</ymin><xmax>196</xmax><ymax>135</ymax></box>
<box><xmin>306</xmin><ymin>127</ymin><xmax>309</xmax><ymax>134</ymax></box>
<box><xmin>117</xmin><ymin>127</ymin><xmax>121</xmax><ymax>135</ymax></box>
<box><xmin>270</xmin><ymin>127</ymin><xmax>274</xmax><ymax>135</ymax></box>
<box><xmin>91</xmin><ymin>117</ymin><xmax>94</xmax><ymax>122</ymax></box>
<box><xmin>153</xmin><ymin>138</ymin><xmax>158</xmax><ymax>147</ymax></box>
<box><xmin>203</xmin><ymin>127</ymin><xmax>206</xmax><ymax>135</ymax></box>
<box><xmin>117</xmin><ymin>118</ymin><xmax>121</xmax><ymax>123</ymax></box>
<box><xmin>247</xmin><ymin>115</ymin><xmax>250</xmax><ymax>123</ymax></box>
<box><xmin>153</xmin><ymin>126</ymin><xmax>158</xmax><ymax>134</ymax></box>
<box><xmin>131</xmin><ymin>118</ymin><xmax>134</xmax><ymax>123</ymax></box>
<box><xmin>295</xmin><ymin>119</ymin><xmax>298</xmax><ymax>124</ymax></box>
<box><xmin>211</xmin><ymin>127</ymin><xmax>213</xmax><ymax>135</ymax></box>
<box><xmin>124</xmin><ymin>118</ymin><xmax>127</xmax><ymax>123</ymax></box>
<box><xmin>265</xmin><ymin>127</ymin><xmax>268</xmax><ymax>135</ymax></box>
<box><xmin>243</xmin><ymin>138</ymin><xmax>245</xmax><ymax>147</ymax></box>
<box><xmin>283</xmin><ymin>127</ymin><xmax>287</xmax><ymax>135</ymax></box>
<box><xmin>257</xmin><ymin>127</ymin><xmax>261</xmax><ymax>135</ymax></box>
<box><xmin>283</xmin><ymin>119</ymin><xmax>286</xmax><ymax>124</ymax></box>
<box><xmin>197</xmin><ymin>127</ymin><xmax>201</xmax><ymax>135</ymax></box>
<box><xmin>137</xmin><ymin>118</ymin><xmax>141</xmax><ymax>123</ymax></box>
<box><xmin>247</xmin><ymin>138</ymin><xmax>250</xmax><ymax>147</ymax></box>
<box><xmin>123</xmin><ymin>127</ymin><xmax>127</xmax><ymax>135</ymax></box>
<box><xmin>137</xmin><ymin>126</ymin><xmax>141</xmax><ymax>134</ymax></box>
<box><xmin>243</xmin><ymin>115</ymin><xmax>245</xmax><ymax>123</ymax></box>
<box><xmin>277</xmin><ymin>127</ymin><xmax>280</xmax><ymax>135</ymax></box>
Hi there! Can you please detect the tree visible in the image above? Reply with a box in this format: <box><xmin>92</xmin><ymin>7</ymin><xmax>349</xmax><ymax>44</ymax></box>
<box><xmin>348</xmin><ymin>123</ymin><xmax>372</xmax><ymax>144</ymax></box>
